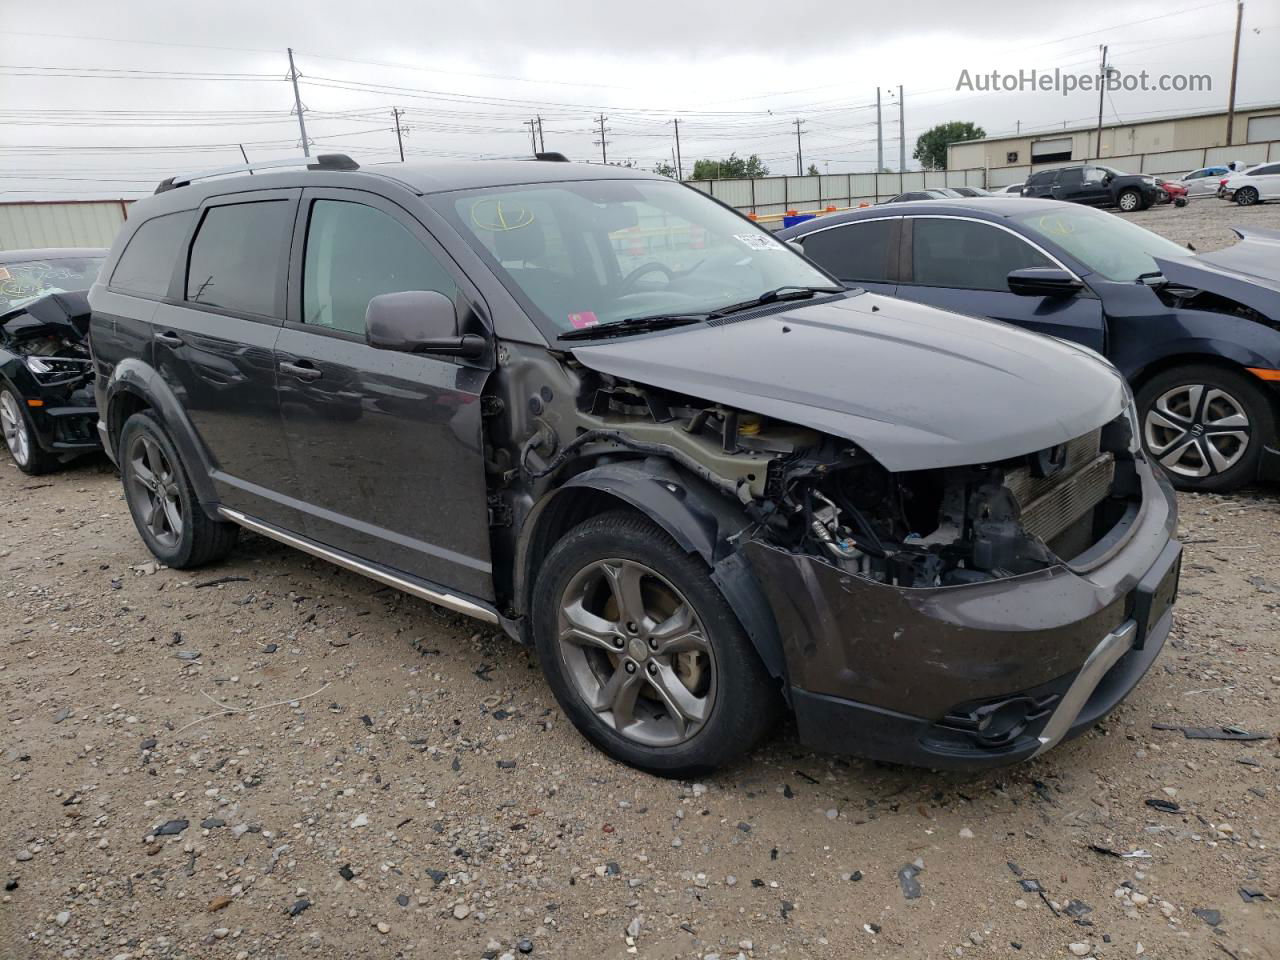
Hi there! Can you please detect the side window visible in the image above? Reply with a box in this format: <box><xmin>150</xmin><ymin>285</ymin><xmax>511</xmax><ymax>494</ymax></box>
<box><xmin>302</xmin><ymin>199</ymin><xmax>457</xmax><ymax>335</ymax></box>
<box><xmin>186</xmin><ymin>200</ymin><xmax>291</xmax><ymax>317</ymax></box>
<box><xmin>798</xmin><ymin>220</ymin><xmax>894</xmax><ymax>283</ymax></box>
<box><xmin>910</xmin><ymin>219</ymin><xmax>1054</xmax><ymax>292</ymax></box>
<box><xmin>1253</xmin><ymin>164</ymin><xmax>1280</xmax><ymax>176</ymax></box>
<box><xmin>1057</xmin><ymin>169</ymin><xmax>1084</xmax><ymax>186</ymax></box>
<box><xmin>110</xmin><ymin>211</ymin><xmax>192</xmax><ymax>298</ymax></box>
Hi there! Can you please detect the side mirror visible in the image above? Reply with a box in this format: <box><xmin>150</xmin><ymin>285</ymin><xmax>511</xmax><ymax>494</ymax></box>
<box><xmin>1007</xmin><ymin>268</ymin><xmax>1084</xmax><ymax>298</ymax></box>
<box><xmin>365</xmin><ymin>290</ymin><xmax>485</xmax><ymax>358</ymax></box>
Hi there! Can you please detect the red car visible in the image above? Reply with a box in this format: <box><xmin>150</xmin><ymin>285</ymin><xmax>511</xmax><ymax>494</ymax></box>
<box><xmin>1156</xmin><ymin>179</ymin><xmax>1189</xmax><ymax>207</ymax></box>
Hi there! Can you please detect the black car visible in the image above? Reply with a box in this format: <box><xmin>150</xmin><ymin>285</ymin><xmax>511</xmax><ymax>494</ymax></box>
<box><xmin>0</xmin><ymin>248</ymin><xmax>105</xmax><ymax>474</ymax></box>
<box><xmin>779</xmin><ymin>199</ymin><xmax>1280</xmax><ymax>492</ymax></box>
<box><xmin>89</xmin><ymin>156</ymin><xmax>1179</xmax><ymax>775</ymax></box>
<box><xmin>883</xmin><ymin>189</ymin><xmax>955</xmax><ymax>203</ymax></box>
<box><xmin>948</xmin><ymin>186</ymin><xmax>993</xmax><ymax>197</ymax></box>
<box><xmin>1021</xmin><ymin>164</ymin><xmax>1162</xmax><ymax>212</ymax></box>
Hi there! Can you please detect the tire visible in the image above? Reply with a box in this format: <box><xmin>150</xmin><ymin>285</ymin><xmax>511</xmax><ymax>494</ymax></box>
<box><xmin>1136</xmin><ymin>365</ymin><xmax>1275</xmax><ymax>493</ymax></box>
<box><xmin>1174</xmin><ymin>196</ymin><xmax>1188</xmax><ymax>208</ymax></box>
<box><xmin>119</xmin><ymin>410</ymin><xmax>238</xmax><ymax>568</ymax></box>
<box><xmin>0</xmin><ymin>386</ymin><xmax>58</xmax><ymax>476</ymax></box>
<box><xmin>1116</xmin><ymin>189</ymin><xmax>1142</xmax><ymax>212</ymax></box>
<box><xmin>1235</xmin><ymin>186</ymin><xmax>1259</xmax><ymax>206</ymax></box>
<box><xmin>532</xmin><ymin>509</ymin><xmax>781</xmax><ymax>776</ymax></box>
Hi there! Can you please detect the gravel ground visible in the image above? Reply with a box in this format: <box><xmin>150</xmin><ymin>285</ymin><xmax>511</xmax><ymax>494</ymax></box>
<box><xmin>3</xmin><ymin>201</ymin><xmax>1280</xmax><ymax>960</ymax></box>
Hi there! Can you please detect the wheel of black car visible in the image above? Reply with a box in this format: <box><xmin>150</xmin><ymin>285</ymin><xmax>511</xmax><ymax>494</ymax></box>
<box><xmin>119</xmin><ymin>410</ymin><xmax>239</xmax><ymax>568</ymax></box>
<box><xmin>532</xmin><ymin>509</ymin><xmax>780</xmax><ymax>776</ymax></box>
<box><xmin>1235</xmin><ymin>186</ymin><xmax>1260</xmax><ymax>206</ymax></box>
<box><xmin>1136</xmin><ymin>365</ymin><xmax>1275</xmax><ymax>493</ymax></box>
<box><xmin>1117</xmin><ymin>189</ymin><xmax>1142</xmax><ymax>212</ymax></box>
<box><xmin>0</xmin><ymin>386</ymin><xmax>57</xmax><ymax>475</ymax></box>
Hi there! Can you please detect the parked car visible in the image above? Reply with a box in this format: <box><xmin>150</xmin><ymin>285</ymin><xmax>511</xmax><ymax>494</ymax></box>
<box><xmin>1155</xmin><ymin>179</ymin><xmax>1188</xmax><ymax>207</ymax></box>
<box><xmin>90</xmin><ymin>156</ymin><xmax>1180</xmax><ymax>775</ymax></box>
<box><xmin>883</xmin><ymin>189</ymin><xmax>954</xmax><ymax>203</ymax></box>
<box><xmin>948</xmin><ymin>185</ymin><xmax>993</xmax><ymax>197</ymax></box>
<box><xmin>0</xmin><ymin>248</ymin><xmax>105</xmax><ymax>474</ymax></box>
<box><xmin>780</xmin><ymin>199</ymin><xmax>1280</xmax><ymax>492</ymax></box>
<box><xmin>1174</xmin><ymin>165</ymin><xmax>1230</xmax><ymax>197</ymax></box>
<box><xmin>1021</xmin><ymin>164</ymin><xmax>1162</xmax><ymax>212</ymax></box>
<box><xmin>991</xmin><ymin>183</ymin><xmax>1025</xmax><ymax>195</ymax></box>
<box><xmin>1221</xmin><ymin>162</ymin><xmax>1280</xmax><ymax>205</ymax></box>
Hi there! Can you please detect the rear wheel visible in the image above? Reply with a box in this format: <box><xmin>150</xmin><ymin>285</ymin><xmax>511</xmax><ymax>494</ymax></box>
<box><xmin>1235</xmin><ymin>186</ymin><xmax>1260</xmax><ymax>206</ymax></box>
<box><xmin>532</xmin><ymin>510</ymin><xmax>780</xmax><ymax>776</ymax></box>
<box><xmin>0</xmin><ymin>387</ymin><xmax>57</xmax><ymax>475</ymax></box>
<box><xmin>1117</xmin><ymin>188</ymin><xmax>1142</xmax><ymax>212</ymax></box>
<box><xmin>119</xmin><ymin>410</ymin><xmax>238</xmax><ymax>567</ymax></box>
<box><xmin>1136</xmin><ymin>365</ymin><xmax>1275</xmax><ymax>493</ymax></box>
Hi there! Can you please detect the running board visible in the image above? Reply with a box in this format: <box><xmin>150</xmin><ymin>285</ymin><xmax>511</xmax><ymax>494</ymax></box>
<box><xmin>217</xmin><ymin>507</ymin><xmax>500</xmax><ymax>625</ymax></box>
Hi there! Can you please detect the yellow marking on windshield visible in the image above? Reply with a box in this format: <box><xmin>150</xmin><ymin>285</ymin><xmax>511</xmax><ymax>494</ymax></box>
<box><xmin>471</xmin><ymin>198</ymin><xmax>534</xmax><ymax>232</ymax></box>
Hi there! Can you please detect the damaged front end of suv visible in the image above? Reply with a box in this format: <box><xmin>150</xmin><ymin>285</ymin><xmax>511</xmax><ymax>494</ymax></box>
<box><xmin>484</xmin><ymin>292</ymin><xmax>1180</xmax><ymax>771</ymax></box>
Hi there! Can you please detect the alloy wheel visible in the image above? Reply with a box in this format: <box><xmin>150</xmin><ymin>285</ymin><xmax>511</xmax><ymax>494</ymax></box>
<box><xmin>1237</xmin><ymin>187</ymin><xmax>1259</xmax><ymax>206</ymax></box>
<box><xmin>1143</xmin><ymin>383</ymin><xmax>1251</xmax><ymax>478</ymax></box>
<box><xmin>556</xmin><ymin>558</ymin><xmax>716</xmax><ymax>748</ymax></box>
<box><xmin>127</xmin><ymin>433</ymin><xmax>184</xmax><ymax>549</ymax></box>
<box><xmin>1118</xmin><ymin>191</ymin><xmax>1139</xmax><ymax>212</ymax></box>
<box><xmin>0</xmin><ymin>391</ymin><xmax>30</xmax><ymax>467</ymax></box>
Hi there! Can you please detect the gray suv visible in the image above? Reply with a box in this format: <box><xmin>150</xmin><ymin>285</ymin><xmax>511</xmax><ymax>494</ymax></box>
<box><xmin>89</xmin><ymin>155</ymin><xmax>1180</xmax><ymax>775</ymax></box>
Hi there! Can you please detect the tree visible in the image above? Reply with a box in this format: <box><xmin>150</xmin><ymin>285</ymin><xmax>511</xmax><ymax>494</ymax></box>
<box><xmin>653</xmin><ymin>160</ymin><xmax>677</xmax><ymax>178</ymax></box>
<box><xmin>806</xmin><ymin>163</ymin><xmax>820</xmax><ymax>176</ymax></box>
<box><xmin>691</xmin><ymin>153</ymin><xmax>770</xmax><ymax>180</ymax></box>
<box><xmin>913</xmin><ymin>122</ymin><xmax>985</xmax><ymax>171</ymax></box>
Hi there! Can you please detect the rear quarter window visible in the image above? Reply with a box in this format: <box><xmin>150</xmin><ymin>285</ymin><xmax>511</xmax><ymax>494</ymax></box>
<box><xmin>109</xmin><ymin>211</ymin><xmax>193</xmax><ymax>298</ymax></box>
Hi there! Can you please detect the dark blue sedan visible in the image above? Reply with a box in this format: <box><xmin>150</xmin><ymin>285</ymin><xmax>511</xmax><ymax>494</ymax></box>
<box><xmin>779</xmin><ymin>199</ymin><xmax>1280</xmax><ymax>492</ymax></box>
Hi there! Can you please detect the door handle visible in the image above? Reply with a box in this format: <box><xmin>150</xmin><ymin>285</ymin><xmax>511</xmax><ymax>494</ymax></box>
<box><xmin>279</xmin><ymin>360</ymin><xmax>323</xmax><ymax>382</ymax></box>
<box><xmin>154</xmin><ymin>331</ymin><xmax>184</xmax><ymax>347</ymax></box>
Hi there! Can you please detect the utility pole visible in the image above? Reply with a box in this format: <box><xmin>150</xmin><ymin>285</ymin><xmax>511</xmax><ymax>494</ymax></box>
<box><xmin>1095</xmin><ymin>44</ymin><xmax>1109</xmax><ymax>159</ymax></box>
<box><xmin>897</xmin><ymin>85</ymin><xmax>905</xmax><ymax>172</ymax></box>
<box><xmin>392</xmin><ymin>108</ymin><xmax>406</xmax><ymax>162</ymax></box>
<box><xmin>287</xmin><ymin>47</ymin><xmax>310</xmax><ymax>158</ymax></box>
<box><xmin>594</xmin><ymin>114</ymin><xmax>609</xmax><ymax>164</ymax></box>
<box><xmin>522</xmin><ymin>119</ymin><xmax>538</xmax><ymax>156</ymax></box>
<box><xmin>875</xmin><ymin>87</ymin><xmax>883</xmax><ymax>172</ymax></box>
<box><xmin>536</xmin><ymin>114</ymin><xmax>545</xmax><ymax>153</ymax></box>
<box><xmin>794</xmin><ymin>118</ymin><xmax>805</xmax><ymax>176</ymax></box>
<box><xmin>1225</xmin><ymin>0</ymin><xmax>1244</xmax><ymax>145</ymax></box>
<box><xmin>673</xmin><ymin>117</ymin><xmax>684</xmax><ymax>181</ymax></box>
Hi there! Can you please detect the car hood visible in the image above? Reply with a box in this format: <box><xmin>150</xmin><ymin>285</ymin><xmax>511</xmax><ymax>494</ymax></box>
<box><xmin>568</xmin><ymin>292</ymin><xmax>1127</xmax><ymax>472</ymax></box>
<box><xmin>1156</xmin><ymin>227</ymin><xmax>1280</xmax><ymax>322</ymax></box>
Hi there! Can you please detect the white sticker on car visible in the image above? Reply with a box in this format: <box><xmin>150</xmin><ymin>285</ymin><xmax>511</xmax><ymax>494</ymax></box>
<box><xmin>734</xmin><ymin>233</ymin><xmax>783</xmax><ymax>251</ymax></box>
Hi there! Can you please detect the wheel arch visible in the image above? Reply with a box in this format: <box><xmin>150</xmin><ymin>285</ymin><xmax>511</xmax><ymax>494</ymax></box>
<box><xmin>1128</xmin><ymin>352</ymin><xmax>1280</xmax><ymax>424</ymax></box>
<box><xmin>513</xmin><ymin>457</ymin><xmax>789</xmax><ymax>688</ymax></box>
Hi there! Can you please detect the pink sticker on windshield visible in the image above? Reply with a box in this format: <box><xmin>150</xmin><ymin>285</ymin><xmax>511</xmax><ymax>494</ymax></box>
<box><xmin>569</xmin><ymin>311</ymin><xmax>599</xmax><ymax>329</ymax></box>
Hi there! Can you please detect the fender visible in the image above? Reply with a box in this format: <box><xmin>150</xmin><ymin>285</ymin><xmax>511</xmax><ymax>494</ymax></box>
<box><xmin>1111</xmin><ymin>315</ymin><xmax>1280</xmax><ymax>384</ymax></box>
<box><xmin>103</xmin><ymin>358</ymin><xmax>221</xmax><ymax>515</ymax></box>
<box><xmin>516</xmin><ymin>458</ymin><xmax>789</xmax><ymax>686</ymax></box>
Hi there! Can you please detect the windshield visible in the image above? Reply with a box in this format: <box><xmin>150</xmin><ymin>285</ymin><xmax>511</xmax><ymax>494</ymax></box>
<box><xmin>438</xmin><ymin>178</ymin><xmax>835</xmax><ymax>336</ymax></box>
<box><xmin>0</xmin><ymin>256</ymin><xmax>104</xmax><ymax>313</ymax></box>
<box><xmin>1012</xmin><ymin>205</ymin><xmax>1192</xmax><ymax>282</ymax></box>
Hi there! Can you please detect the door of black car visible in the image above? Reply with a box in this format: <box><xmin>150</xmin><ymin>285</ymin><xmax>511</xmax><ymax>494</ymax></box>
<box><xmin>1022</xmin><ymin>169</ymin><xmax>1058</xmax><ymax>198</ymax></box>
<box><xmin>276</xmin><ymin>188</ymin><xmax>494</xmax><ymax>600</ymax></box>
<box><xmin>1076</xmin><ymin>166</ymin><xmax>1114</xmax><ymax>205</ymax></box>
<box><xmin>789</xmin><ymin>217</ymin><xmax>899</xmax><ymax>295</ymax></box>
<box><xmin>894</xmin><ymin>216</ymin><xmax>1106</xmax><ymax>351</ymax></box>
<box><xmin>152</xmin><ymin>190</ymin><xmax>299</xmax><ymax>528</ymax></box>
<box><xmin>1051</xmin><ymin>167</ymin><xmax>1086</xmax><ymax>202</ymax></box>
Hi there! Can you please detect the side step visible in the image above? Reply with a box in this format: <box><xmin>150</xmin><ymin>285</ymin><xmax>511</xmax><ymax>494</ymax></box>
<box><xmin>218</xmin><ymin>507</ymin><xmax>500</xmax><ymax>625</ymax></box>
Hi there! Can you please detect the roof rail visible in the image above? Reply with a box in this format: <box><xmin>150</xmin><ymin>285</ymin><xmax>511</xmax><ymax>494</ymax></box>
<box><xmin>534</xmin><ymin>152</ymin><xmax>570</xmax><ymax>162</ymax></box>
<box><xmin>154</xmin><ymin>153</ymin><xmax>359</xmax><ymax>194</ymax></box>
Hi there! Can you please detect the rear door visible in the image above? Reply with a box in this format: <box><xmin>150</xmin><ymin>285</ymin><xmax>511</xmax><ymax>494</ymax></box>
<box><xmin>275</xmin><ymin>188</ymin><xmax>494</xmax><ymax>599</ymax></box>
<box><xmin>895</xmin><ymin>215</ymin><xmax>1106</xmax><ymax>351</ymax></box>
<box><xmin>151</xmin><ymin>190</ymin><xmax>299</xmax><ymax>527</ymax></box>
<box><xmin>1022</xmin><ymin>170</ymin><xmax>1057</xmax><ymax>199</ymax></box>
<box><xmin>788</xmin><ymin>217</ymin><xmax>900</xmax><ymax>295</ymax></box>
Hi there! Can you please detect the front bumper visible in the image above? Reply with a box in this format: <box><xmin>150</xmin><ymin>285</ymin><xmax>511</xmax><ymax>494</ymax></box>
<box><xmin>26</xmin><ymin>378</ymin><xmax>101</xmax><ymax>455</ymax></box>
<box><xmin>747</xmin><ymin>462</ymin><xmax>1180</xmax><ymax>770</ymax></box>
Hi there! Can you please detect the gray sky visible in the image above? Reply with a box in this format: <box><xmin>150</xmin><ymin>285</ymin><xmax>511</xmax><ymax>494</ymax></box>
<box><xmin>1</xmin><ymin>0</ymin><xmax>1276</xmax><ymax>198</ymax></box>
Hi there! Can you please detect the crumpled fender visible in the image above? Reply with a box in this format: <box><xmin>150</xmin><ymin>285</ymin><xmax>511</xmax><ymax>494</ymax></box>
<box><xmin>517</xmin><ymin>458</ymin><xmax>789</xmax><ymax>686</ymax></box>
<box><xmin>103</xmin><ymin>357</ymin><xmax>220</xmax><ymax>512</ymax></box>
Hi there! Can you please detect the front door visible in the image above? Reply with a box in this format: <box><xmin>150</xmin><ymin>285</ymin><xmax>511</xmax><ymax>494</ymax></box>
<box><xmin>895</xmin><ymin>216</ymin><xmax>1106</xmax><ymax>352</ymax></box>
<box><xmin>275</xmin><ymin>188</ymin><xmax>494</xmax><ymax>600</ymax></box>
<box><xmin>151</xmin><ymin>190</ymin><xmax>299</xmax><ymax>528</ymax></box>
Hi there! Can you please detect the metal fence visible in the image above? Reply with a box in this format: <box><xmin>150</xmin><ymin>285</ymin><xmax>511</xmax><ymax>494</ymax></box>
<box><xmin>0</xmin><ymin>200</ymin><xmax>133</xmax><ymax>251</ymax></box>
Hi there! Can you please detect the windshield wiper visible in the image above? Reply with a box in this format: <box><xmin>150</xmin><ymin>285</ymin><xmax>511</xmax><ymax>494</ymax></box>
<box><xmin>706</xmin><ymin>284</ymin><xmax>845</xmax><ymax>319</ymax></box>
<box><xmin>557</xmin><ymin>312</ymin><xmax>704</xmax><ymax>342</ymax></box>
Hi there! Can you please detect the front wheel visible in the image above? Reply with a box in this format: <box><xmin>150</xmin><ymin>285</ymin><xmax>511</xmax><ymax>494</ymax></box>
<box><xmin>532</xmin><ymin>510</ymin><xmax>780</xmax><ymax>776</ymax></box>
<box><xmin>0</xmin><ymin>386</ymin><xmax>57</xmax><ymax>475</ymax></box>
<box><xmin>1117</xmin><ymin>188</ymin><xmax>1142</xmax><ymax>212</ymax></box>
<box><xmin>119</xmin><ymin>410</ymin><xmax>239</xmax><ymax>567</ymax></box>
<box><xmin>1235</xmin><ymin>186</ymin><xmax>1260</xmax><ymax>206</ymax></box>
<box><xmin>1136</xmin><ymin>365</ymin><xmax>1275</xmax><ymax>493</ymax></box>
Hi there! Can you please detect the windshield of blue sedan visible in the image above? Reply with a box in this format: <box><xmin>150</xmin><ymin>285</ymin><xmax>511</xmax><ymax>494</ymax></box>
<box><xmin>443</xmin><ymin>179</ymin><xmax>835</xmax><ymax>334</ymax></box>
<box><xmin>0</xmin><ymin>256</ymin><xmax>104</xmax><ymax>313</ymax></box>
<box><xmin>1012</xmin><ymin>205</ymin><xmax>1192</xmax><ymax>282</ymax></box>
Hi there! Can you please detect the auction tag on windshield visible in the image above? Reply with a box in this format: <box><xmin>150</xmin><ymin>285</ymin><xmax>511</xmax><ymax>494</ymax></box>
<box><xmin>0</xmin><ymin>268</ymin><xmax>9</xmax><ymax>281</ymax></box>
<box><xmin>568</xmin><ymin>311</ymin><xmax>599</xmax><ymax>329</ymax></box>
<box><xmin>734</xmin><ymin>233</ymin><xmax>783</xmax><ymax>251</ymax></box>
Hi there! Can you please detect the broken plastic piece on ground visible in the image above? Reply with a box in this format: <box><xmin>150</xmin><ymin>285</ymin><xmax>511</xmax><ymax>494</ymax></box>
<box><xmin>1151</xmin><ymin>722</ymin><xmax>1268</xmax><ymax>741</ymax></box>
<box><xmin>1089</xmin><ymin>843</ymin><xmax>1152</xmax><ymax>859</ymax></box>
<box><xmin>1238</xmin><ymin>887</ymin><xmax>1270</xmax><ymax>903</ymax></box>
<box><xmin>897</xmin><ymin>864</ymin><xmax>923</xmax><ymax>899</ymax></box>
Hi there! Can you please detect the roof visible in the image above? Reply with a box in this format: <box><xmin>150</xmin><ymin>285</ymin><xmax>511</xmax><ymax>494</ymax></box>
<box><xmin>0</xmin><ymin>247</ymin><xmax>107</xmax><ymax>263</ymax></box>
<box><xmin>369</xmin><ymin>158</ymin><xmax>662</xmax><ymax>194</ymax></box>
<box><xmin>775</xmin><ymin>198</ymin><xmax>1065</xmax><ymax>236</ymax></box>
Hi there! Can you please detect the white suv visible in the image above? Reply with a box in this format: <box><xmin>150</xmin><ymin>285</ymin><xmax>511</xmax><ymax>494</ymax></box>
<box><xmin>1222</xmin><ymin>162</ymin><xmax>1280</xmax><ymax>205</ymax></box>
